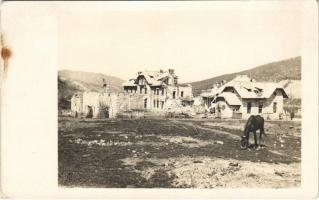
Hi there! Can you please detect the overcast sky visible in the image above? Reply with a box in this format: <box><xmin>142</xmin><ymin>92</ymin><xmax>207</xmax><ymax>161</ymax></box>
<box><xmin>58</xmin><ymin>1</ymin><xmax>301</xmax><ymax>83</ymax></box>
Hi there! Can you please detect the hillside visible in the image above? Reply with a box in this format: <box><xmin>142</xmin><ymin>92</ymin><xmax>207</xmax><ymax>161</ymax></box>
<box><xmin>189</xmin><ymin>57</ymin><xmax>301</xmax><ymax>96</ymax></box>
<box><xmin>278</xmin><ymin>80</ymin><xmax>301</xmax><ymax>99</ymax></box>
<box><xmin>58</xmin><ymin>70</ymin><xmax>125</xmax><ymax>109</ymax></box>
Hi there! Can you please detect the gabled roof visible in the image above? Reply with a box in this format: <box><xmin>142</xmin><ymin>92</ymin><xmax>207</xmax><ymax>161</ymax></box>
<box><xmin>221</xmin><ymin>80</ymin><xmax>288</xmax><ymax>99</ymax></box>
<box><xmin>216</xmin><ymin>92</ymin><xmax>242</xmax><ymax>105</ymax></box>
<box><xmin>123</xmin><ymin>70</ymin><xmax>178</xmax><ymax>87</ymax></box>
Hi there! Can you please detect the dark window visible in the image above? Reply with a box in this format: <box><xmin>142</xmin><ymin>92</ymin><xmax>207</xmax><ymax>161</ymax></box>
<box><xmin>273</xmin><ymin>102</ymin><xmax>277</xmax><ymax>113</ymax></box>
<box><xmin>156</xmin><ymin>100</ymin><xmax>159</xmax><ymax>108</ymax></box>
<box><xmin>173</xmin><ymin>91</ymin><xmax>176</xmax><ymax>99</ymax></box>
<box><xmin>156</xmin><ymin>89</ymin><xmax>159</xmax><ymax>95</ymax></box>
<box><xmin>162</xmin><ymin>89</ymin><xmax>164</xmax><ymax>96</ymax></box>
<box><xmin>144</xmin><ymin>99</ymin><xmax>147</xmax><ymax>109</ymax></box>
<box><xmin>140</xmin><ymin>78</ymin><xmax>145</xmax><ymax>85</ymax></box>
<box><xmin>153</xmin><ymin>100</ymin><xmax>156</xmax><ymax>108</ymax></box>
<box><xmin>181</xmin><ymin>91</ymin><xmax>184</xmax><ymax>97</ymax></box>
<box><xmin>154</xmin><ymin>89</ymin><xmax>156</xmax><ymax>95</ymax></box>
<box><xmin>161</xmin><ymin>101</ymin><xmax>164</xmax><ymax>109</ymax></box>
<box><xmin>247</xmin><ymin>102</ymin><xmax>251</xmax><ymax>114</ymax></box>
<box><xmin>145</xmin><ymin>87</ymin><xmax>147</xmax><ymax>94</ymax></box>
<box><xmin>140</xmin><ymin>87</ymin><xmax>142</xmax><ymax>94</ymax></box>
<box><xmin>258</xmin><ymin>104</ymin><xmax>263</xmax><ymax>113</ymax></box>
<box><xmin>174</xmin><ymin>78</ymin><xmax>178</xmax><ymax>85</ymax></box>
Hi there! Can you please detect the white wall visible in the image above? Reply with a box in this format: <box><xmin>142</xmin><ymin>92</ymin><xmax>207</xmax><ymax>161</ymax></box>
<box><xmin>179</xmin><ymin>86</ymin><xmax>193</xmax><ymax>98</ymax></box>
<box><xmin>241</xmin><ymin>89</ymin><xmax>284</xmax><ymax>119</ymax></box>
<box><xmin>70</xmin><ymin>96</ymin><xmax>82</xmax><ymax>114</ymax></box>
<box><xmin>218</xmin><ymin>101</ymin><xmax>233</xmax><ymax>118</ymax></box>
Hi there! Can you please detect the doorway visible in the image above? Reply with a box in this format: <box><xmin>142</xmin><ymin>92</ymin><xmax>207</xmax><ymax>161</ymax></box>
<box><xmin>86</xmin><ymin>106</ymin><xmax>93</xmax><ymax>118</ymax></box>
<box><xmin>99</xmin><ymin>107</ymin><xmax>109</xmax><ymax>118</ymax></box>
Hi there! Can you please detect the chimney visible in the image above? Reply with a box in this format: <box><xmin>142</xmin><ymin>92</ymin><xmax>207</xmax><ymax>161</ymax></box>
<box><xmin>160</xmin><ymin>69</ymin><xmax>163</xmax><ymax>73</ymax></box>
<box><xmin>102</xmin><ymin>78</ymin><xmax>108</xmax><ymax>93</ymax></box>
<box><xmin>168</xmin><ymin>69</ymin><xmax>174</xmax><ymax>74</ymax></box>
<box><xmin>138</xmin><ymin>71</ymin><xmax>142</xmax><ymax>75</ymax></box>
<box><xmin>103</xmin><ymin>83</ymin><xmax>107</xmax><ymax>93</ymax></box>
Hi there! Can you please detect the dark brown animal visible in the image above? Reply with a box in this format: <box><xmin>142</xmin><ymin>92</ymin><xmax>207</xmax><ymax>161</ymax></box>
<box><xmin>241</xmin><ymin>115</ymin><xmax>265</xmax><ymax>149</ymax></box>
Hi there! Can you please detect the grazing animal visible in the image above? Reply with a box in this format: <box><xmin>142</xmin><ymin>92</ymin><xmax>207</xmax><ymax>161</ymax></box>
<box><xmin>241</xmin><ymin>115</ymin><xmax>265</xmax><ymax>149</ymax></box>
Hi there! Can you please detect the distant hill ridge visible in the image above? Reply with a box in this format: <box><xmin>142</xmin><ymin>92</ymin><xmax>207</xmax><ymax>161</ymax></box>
<box><xmin>58</xmin><ymin>56</ymin><xmax>301</xmax><ymax>109</ymax></box>
<box><xmin>189</xmin><ymin>56</ymin><xmax>301</xmax><ymax>96</ymax></box>
<box><xmin>59</xmin><ymin>70</ymin><xmax>125</xmax><ymax>92</ymax></box>
<box><xmin>58</xmin><ymin>70</ymin><xmax>125</xmax><ymax>109</ymax></box>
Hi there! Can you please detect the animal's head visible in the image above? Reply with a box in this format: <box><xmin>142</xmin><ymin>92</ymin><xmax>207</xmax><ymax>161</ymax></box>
<box><xmin>240</xmin><ymin>136</ymin><xmax>248</xmax><ymax>149</ymax></box>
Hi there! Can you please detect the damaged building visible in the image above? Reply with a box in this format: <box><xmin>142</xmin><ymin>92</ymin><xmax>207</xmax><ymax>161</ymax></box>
<box><xmin>200</xmin><ymin>75</ymin><xmax>288</xmax><ymax>119</ymax></box>
<box><xmin>70</xmin><ymin>69</ymin><xmax>194</xmax><ymax>118</ymax></box>
<box><xmin>71</xmin><ymin>83</ymin><xmax>119</xmax><ymax>118</ymax></box>
<box><xmin>122</xmin><ymin>69</ymin><xmax>194</xmax><ymax>114</ymax></box>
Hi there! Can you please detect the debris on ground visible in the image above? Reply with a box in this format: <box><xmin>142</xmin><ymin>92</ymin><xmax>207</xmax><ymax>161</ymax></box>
<box><xmin>247</xmin><ymin>173</ymin><xmax>257</xmax><ymax>178</ymax></box>
<box><xmin>274</xmin><ymin>171</ymin><xmax>285</xmax><ymax>177</ymax></box>
<box><xmin>229</xmin><ymin>162</ymin><xmax>239</xmax><ymax>167</ymax></box>
<box><xmin>216</xmin><ymin>141</ymin><xmax>224</xmax><ymax>145</ymax></box>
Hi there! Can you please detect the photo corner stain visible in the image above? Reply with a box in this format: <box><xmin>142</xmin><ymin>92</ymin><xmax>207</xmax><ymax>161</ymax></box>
<box><xmin>1</xmin><ymin>33</ymin><xmax>12</xmax><ymax>80</ymax></box>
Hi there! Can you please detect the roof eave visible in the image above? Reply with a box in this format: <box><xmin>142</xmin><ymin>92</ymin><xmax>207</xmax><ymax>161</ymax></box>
<box><xmin>276</xmin><ymin>88</ymin><xmax>289</xmax><ymax>98</ymax></box>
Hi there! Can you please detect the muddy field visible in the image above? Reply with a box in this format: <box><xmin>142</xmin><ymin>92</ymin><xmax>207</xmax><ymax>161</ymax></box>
<box><xmin>58</xmin><ymin>117</ymin><xmax>301</xmax><ymax>188</ymax></box>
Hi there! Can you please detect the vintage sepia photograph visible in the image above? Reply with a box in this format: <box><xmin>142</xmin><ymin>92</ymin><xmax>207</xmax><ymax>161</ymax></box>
<box><xmin>57</xmin><ymin>2</ymin><xmax>302</xmax><ymax>188</ymax></box>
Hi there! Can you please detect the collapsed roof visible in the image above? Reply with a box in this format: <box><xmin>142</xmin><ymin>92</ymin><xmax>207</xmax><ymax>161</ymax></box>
<box><xmin>122</xmin><ymin>70</ymin><xmax>179</xmax><ymax>87</ymax></box>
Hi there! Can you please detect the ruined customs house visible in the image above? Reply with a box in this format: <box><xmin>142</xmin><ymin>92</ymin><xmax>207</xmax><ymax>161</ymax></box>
<box><xmin>122</xmin><ymin>69</ymin><xmax>193</xmax><ymax>112</ymax></box>
<box><xmin>70</xmin><ymin>84</ymin><xmax>118</xmax><ymax>118</ymax></box>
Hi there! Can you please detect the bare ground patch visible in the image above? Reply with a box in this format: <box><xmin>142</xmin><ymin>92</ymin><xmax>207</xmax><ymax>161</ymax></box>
<box><xmin>59</xmin><ymin>117</ymin><xmax>301</xmax><ymax>188</ymax></box>
<box><xmin>120</xmin><ymin>156</ymin><xmax>300</xmax><ymax>188</ymax></box>
<box><xmin>170</xmin><ymin>157</ymin><xmax>300</xmax><ymax>188</ymax></box>
<box><xmin>160</xmin><ymin>135</ymin><xmax>224</xmax><ymax>148</ymax></box>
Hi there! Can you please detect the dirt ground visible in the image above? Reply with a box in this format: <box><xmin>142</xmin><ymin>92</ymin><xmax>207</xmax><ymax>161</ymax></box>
<box><xmin>58</xmin><ymin>117</ymin><xmax>301</xmax><ymax>188</ymax></box>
